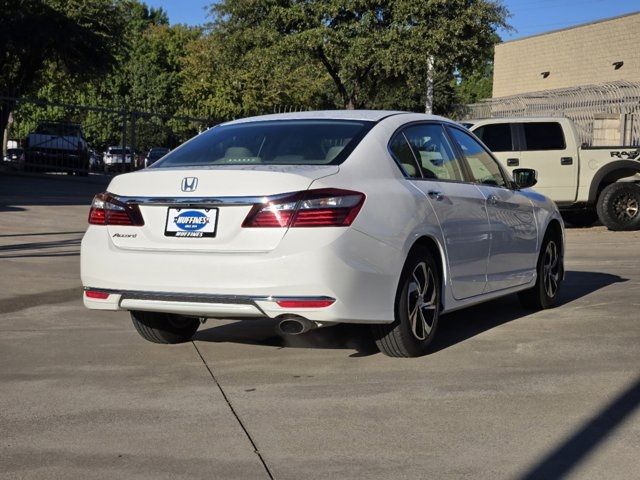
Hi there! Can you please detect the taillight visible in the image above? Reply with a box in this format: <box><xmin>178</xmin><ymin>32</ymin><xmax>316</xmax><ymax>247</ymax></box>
<box><xmin>242</xmin><ymin>188</ymin><xmax>365</xmax><ymax>228</ymax></box>
<box><xmin>88</xmin><ymin>193</ymin><xmax>144</xmax><ymax>226</ymax></box>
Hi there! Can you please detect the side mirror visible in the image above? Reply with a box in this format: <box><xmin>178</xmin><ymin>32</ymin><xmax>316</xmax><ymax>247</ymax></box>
<box><xmin>513</xmin><ymin>168</ymin><xmax>538</xmax><ymax>189</ymax></box>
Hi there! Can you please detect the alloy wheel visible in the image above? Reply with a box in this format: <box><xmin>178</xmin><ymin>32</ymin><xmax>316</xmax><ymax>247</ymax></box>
<box><xmin>542</xmin><ymin>240</ymin><xmax>560</xmax><ymax>298</ymax></box>
<box><xmin>612</xmin><ymin>193</ymin><xmax>639</xmax><ymax>222</ymax></box>
<box><xmin>407</xmin><ymin>262</ymin><xmax>437</xmax><ymax>340</ymax></box>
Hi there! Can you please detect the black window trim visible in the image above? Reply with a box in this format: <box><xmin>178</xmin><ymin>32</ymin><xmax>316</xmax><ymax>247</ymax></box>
<box><xmin>386</xmin><ymin>120</ymin><xmax>475</xmax><ymax>185</ymax></box>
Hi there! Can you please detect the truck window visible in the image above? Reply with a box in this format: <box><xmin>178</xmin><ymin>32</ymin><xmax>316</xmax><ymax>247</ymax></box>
<box><xmin>522</xmin><ymin>122</ymin><xmax>565</xmax><ymax>150</ymax></box>
<box><xmin>473</xmin><ymin>123</ymin><xmax>515</xmax><ymax>152</ymax></box>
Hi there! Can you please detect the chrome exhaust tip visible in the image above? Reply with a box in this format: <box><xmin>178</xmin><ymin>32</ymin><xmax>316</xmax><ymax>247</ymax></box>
<box><xmin>276</xmin><ymin>316</ymin><xmax>321</xmax><ymax>336</ymax></box>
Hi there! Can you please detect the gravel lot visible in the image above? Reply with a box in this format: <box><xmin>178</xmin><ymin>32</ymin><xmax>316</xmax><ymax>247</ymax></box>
<box><xmin>1</xmin><ymin>173</ymin><xmax>639</xmax><ymax>479</ymax></box>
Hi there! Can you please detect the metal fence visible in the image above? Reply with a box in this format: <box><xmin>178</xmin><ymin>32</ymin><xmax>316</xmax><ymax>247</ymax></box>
<box><xmin>461</xmin><ymin>81</ymin><xmax>640</xmax><ymax>146</ymax></box>
<box><xmin>1</xmin><ymin>96</ymin><xmax>215</xmax><ymax>175</ymax></box>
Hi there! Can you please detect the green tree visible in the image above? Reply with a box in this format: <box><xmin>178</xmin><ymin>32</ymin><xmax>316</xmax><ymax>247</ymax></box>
<box><xmin>0</xmin><ymin>0</ymin><xmax>121</xmax><ymax>150</ymax></box>
<box><xmin>193</xmin><ymin>0</ymin><xmax>509</xmax><ymax>114</ymax></box>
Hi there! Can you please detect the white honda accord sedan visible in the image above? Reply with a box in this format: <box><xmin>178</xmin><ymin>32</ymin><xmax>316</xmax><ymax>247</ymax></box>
<box><xmin>81</xmin><ymin>111</ymin><xmax>564</xmax><ymax>357</ymax></box>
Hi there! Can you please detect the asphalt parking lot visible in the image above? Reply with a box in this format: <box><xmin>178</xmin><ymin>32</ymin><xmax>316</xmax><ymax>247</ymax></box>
<box><xmin>1</xmin><ymin>173</ymin><xmax>639</xmax><ymax>479</ymax></box>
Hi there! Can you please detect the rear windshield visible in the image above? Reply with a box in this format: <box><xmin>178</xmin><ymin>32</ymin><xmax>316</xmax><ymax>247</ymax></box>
<box><xmin>153</xmin><ymin>120</ymin><xmax>374</xmax><ymax>168</ymax></box>
<box><xmin>35</xmin><ymin>123</ymin><xmax>82</xmax><ymax>137</ymax></box>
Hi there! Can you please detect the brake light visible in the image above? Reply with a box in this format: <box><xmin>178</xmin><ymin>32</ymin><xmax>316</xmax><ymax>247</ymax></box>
<box><xmin>242</xmin><ymin>189</ymin><xmax>365</xmax><ymax>228</ymax></box>
<box><xmin>88</xmin><ymin>193</ymin><xmax>144</xmax><ymax>226</ymax></box>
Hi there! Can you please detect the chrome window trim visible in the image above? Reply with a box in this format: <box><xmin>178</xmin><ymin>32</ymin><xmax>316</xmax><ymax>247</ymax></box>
<box><xmin>110</xmin><ymin>192</ymin><xmax>295</xmax><ymax>207</ymax></box>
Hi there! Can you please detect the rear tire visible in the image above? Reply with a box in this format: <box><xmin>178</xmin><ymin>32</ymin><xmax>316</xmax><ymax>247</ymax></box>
<box><xmin>518</xmin><ymin>233</ymin><xmax>563</xmax><ymax>310</ymax></box>
<box><xmin>372</xmin><ymin>246</ymin><xmax>441</xmax><ymax>357</ymax></box>
<box><xmin>596</xmin><ymin>182</ymin><xmax>640</xmax><ymax>231</ymax></box>
<box><xmin>561</xmin><ymin>209</ymin><xmax>597</xmax><ymax>228</ymax></box>
<box><xmin>131</xmin><ymin>311</ymin><xmax>200</xmax><ymax>344</ymax></box>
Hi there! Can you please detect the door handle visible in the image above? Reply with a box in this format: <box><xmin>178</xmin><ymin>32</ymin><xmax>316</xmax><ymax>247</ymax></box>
<box><xmin>487</xmin><ymin>194</ymin><xmax>498</xmax><ymax>205</ymax></box>
<box><xmin>427</xmin><ymin>190</ymin><xmax>444</xmax><ymax>201</ymax></box>
<box><xmin>507</xmin><ymin>158</ymin><xmax>520</xmax><ymax>166</ymax></box>
<box><xmin>560</xmin><ymin>157</ymin><xmax>573</xmax><ymax>165</ymax></box>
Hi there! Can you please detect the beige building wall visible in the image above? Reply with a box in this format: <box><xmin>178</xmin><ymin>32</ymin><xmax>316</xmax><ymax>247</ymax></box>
<box><xmin>493</xmin><ymin>12</ymin><xmax>640</xmax><ymax>97</ymax></box>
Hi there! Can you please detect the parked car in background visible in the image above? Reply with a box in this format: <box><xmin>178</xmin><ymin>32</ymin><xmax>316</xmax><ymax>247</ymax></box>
<box><xmin>82</xmin><ymin>110</ymin><xmax>564</xmax><ymax>357</ymax></box>
<box><xmin>144</xmin><ymin>147</ymin><xmax>170</xmax><ymax>168</ymax></box>
<box><xmin>103</xmin><ymin>146</ymin><xmax>133</xmax><ymax>173</ymax></box>
<box><xmin>2</xmin><ymin>147</ymin><xmax>24</xmax><ymax>169</ymax></box>
<box><xmin>469</xmin><ymin>117</ymin><xmax>640</xmax><ymax>231</ymax></box>
<box><xmin>24</xmin><ymin>121</ymin><xmax>89</xmax><ymax>176</ymax></box>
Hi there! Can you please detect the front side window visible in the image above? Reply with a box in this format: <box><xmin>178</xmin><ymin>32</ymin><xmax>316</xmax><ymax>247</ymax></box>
<box><xmin>153</xmin><ymin>120</ymin><xmax>374</xmax><ymax>168</ymax></box>
<box><xmin>447</xmin><ymin>127</ymin><xmax>508</xmax><ymax>188</ymax></box>
<box><xmin>473</xmin><ymin>123</ymin><xmax>515</xmax><ymax>152</ymax></box>
<box><xmin>522</xmin><ymin>122</ymin><xmax>565</xmax><ymax>150</ymax></box>
<box><xmin>402</xmin><ymin>124</ymin><xmax>465</xmax><ymax>181</ymax></box>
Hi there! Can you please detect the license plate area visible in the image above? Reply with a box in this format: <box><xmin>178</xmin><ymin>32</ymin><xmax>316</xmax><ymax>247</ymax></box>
<box><xmin>165</xmin><ymin>208</ymin><xmax>218</xmax><ymax>238</ymax></box>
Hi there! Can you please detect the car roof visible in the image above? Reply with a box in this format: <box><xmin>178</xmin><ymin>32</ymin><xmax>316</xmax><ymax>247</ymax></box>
<box><xmin>220</xmin><ymin>110</ymin><xmax>449</xmax><ymax>125</ymax></box>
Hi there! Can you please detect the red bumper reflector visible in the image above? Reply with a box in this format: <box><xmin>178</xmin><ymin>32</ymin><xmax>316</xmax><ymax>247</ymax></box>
<box><xmin>85</xmin><ymin>290</ymin><xmax>110</xmax><ymax>300</ymax></box>
<box><xmin>275</xmin><ymin>299</ymin><xmax>335</xmax><ymax>308</ymax></box>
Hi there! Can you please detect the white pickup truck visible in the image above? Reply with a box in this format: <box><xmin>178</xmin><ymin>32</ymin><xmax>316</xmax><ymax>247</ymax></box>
<box><xmin>468</xmin><ymin>117</ymin><xmax>640</xmax><ymax>230</ymax></box>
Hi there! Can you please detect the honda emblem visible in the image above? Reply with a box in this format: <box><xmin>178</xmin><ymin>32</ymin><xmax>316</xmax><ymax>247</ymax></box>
<box><xmin>181</xmin><ymin>177</ymin><xmax>198</xmax><ymax>192</ymax></box>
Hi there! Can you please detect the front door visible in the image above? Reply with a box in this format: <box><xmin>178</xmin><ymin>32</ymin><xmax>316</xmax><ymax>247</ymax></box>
<box><xmin>447</xmin><ymin>126</ymin><xmax>538</xmax><ymax>292</ymax></box>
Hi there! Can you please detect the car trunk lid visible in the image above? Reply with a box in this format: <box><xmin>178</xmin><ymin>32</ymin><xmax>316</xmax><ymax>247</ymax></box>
<box><xmin>105</xmin><ymin>165</ymin><xmax>339</xmax><ymax>252</ymax></box>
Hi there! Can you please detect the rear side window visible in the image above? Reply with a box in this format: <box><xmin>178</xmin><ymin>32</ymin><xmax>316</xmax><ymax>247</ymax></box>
<box><xmin>522</xmin><ymin>122</ymin><xmax>565</xmax><ymax>150</ymax></box>
<box><xmin>389</xmin><ymin>133</ymin><xmax>422</xmax><ymax>178</ymax></box>
<box><xmin>473</xmin><ymin>123</ymin><xmax>515</xmax><ymax>152</ymax></box>
<box><xmin>153</xmin><ymin>120</ymin><xmax>374</xmax><ymax>167</ymax></box>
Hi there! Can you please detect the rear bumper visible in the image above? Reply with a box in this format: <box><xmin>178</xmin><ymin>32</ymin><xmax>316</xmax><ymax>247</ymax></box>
<box><xmin>81</xmin><ymin>226</ymin><xmax>404</xmax><ymax>324</ymax></box>
<box><xmin>84</xmin><ymin>289</ymin><xmax>337</xmax><ymax>319</ymax></box>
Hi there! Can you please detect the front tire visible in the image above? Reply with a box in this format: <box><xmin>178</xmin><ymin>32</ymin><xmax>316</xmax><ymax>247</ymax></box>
<box><xmin>131</xmin><ymin>311</ymin><xmax>200</xmax><ymax>344</ymax></box>
<box><xmin>596</xmin><ymin>182</ymin><xmax>640</xmax><ymax>231</ymax></box>
<box><xmin>372</xmin><ymin>246</ymin><xmax>441</xmax><ymax>357</ymax></box>
<box><xmin>518</xmin><ymin>234</ymin><xmax>563</xmax><ymax>310</ymax></box>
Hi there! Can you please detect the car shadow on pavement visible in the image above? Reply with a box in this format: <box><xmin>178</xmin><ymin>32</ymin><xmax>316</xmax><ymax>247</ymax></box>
<box><xmin>431</xmin><ymin>270</ymin><xmax>626</xmax><ymax>353</ymax></box>
<box><xmin>195</xmin><ymin>319</ymin><xmax>378</xmax><ymax>357</ymax></box>
<box><xmin>195</xmin><ymin>270</ymin><xmax>625</xmax><ymax>357</ymax></box>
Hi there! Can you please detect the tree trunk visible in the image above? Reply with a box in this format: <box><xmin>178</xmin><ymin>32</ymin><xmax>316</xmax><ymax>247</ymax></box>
<box><xmin>1</xmin><ymin>101</ymin><xmax>14</xmax><ymax>156</ymax></box>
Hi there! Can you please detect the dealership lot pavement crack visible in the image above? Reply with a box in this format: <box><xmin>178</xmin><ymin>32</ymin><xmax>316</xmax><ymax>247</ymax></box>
<box><xmin>192</xmin><ymin>342</ymin><xmax>275</xmax><ymax>480</ymax></box>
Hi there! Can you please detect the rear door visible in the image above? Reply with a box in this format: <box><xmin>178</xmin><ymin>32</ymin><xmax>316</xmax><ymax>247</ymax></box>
<box><xmin>447</xmin><ymin>126</ymin><xmax>538</xmax><ymax>292</ymax></box>
<box><xmin>390</xmin><ymin>123</ymin><xmax>491</xmax><ymax>300</ymax></box>
<box><xmin>516</xmin><ymin>121</ymin><xmax>579</xmax><ymax>202</ymax></box>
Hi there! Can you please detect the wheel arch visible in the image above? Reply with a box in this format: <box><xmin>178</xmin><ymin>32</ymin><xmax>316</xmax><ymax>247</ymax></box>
<box><xmin>588</xmin><ymin>160</ymin><xmax>640</xmax><ymax>205</ymax></box>
<box><xmin>405</xmin><ymin>235</ymin><xmax>448</xmax><ymax>307</ymax></box>
<box><xmin>543</xmin><ymin>218</ymin><xmax>565</xmax><ymax>279</ymax></box>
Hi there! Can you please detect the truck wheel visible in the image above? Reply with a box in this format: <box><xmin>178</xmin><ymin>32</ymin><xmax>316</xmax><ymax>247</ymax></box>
<box><xmin>371</xmin><ymin>246</ymin><xmax>441</xmax><ymax>357</ymax></box>
<box><xmin>131</xmin><ymin>311</ymin><xmax>200</xmax><ymax>344</ymax></box>
<box><xmin>596</xmin><ymin>183</ymin><xmax>640</xmax><ymax>231</ymax></box>
<box><xmin>561</xmin><ymin>210</ymin><xmax>598</xmax><ymax>228</ymax></box>
<box><xmin>518</xmin><ymin>232</ymin><xmax>563</xmax><ymax>310</ymax></box>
